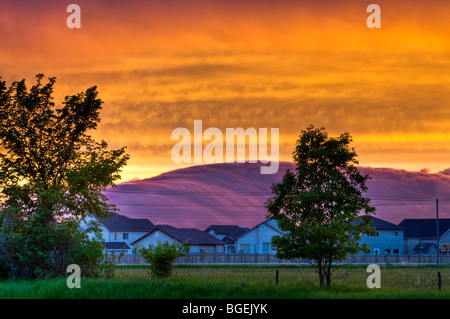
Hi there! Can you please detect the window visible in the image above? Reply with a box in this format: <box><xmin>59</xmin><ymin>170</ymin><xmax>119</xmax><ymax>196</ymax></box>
<box><xmin>369</xmin><ymin>232</ymin><xmax>379</xmax><ymax>237</ymax></box>
<box><xmin>392</xmin><ymin>231</ymin><xmax>399</xmax><ymax>237</ymax></box>
<box><xmin>385</xmin><ymin>249</ymin><xmax>391</xmax><ymax>254</ymax></box>
<box><xmin>394</xmin><ymin>249</ymin><xmax>399</xmax><ymax>254</ymax></box>
<box><xmin>240</xmin><ymin>244</ymin><xmax>250</xmax><ymax>253</ymax></box>
<box><xmin>373</xmin><ymin>248</ymin><xmax>379</xmax><ymax>255</ymax></box>
<box><xmin>123</xmin><ymin>233</ymin><xmax>129</xmax><ymax>240</ymax></box>
<box><xmin>263</xmin><ymin>242</ymin><xmax>270</xmax><ymax>253</ymax></box>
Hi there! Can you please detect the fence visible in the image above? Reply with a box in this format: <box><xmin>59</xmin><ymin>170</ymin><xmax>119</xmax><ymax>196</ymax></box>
<box><xmin>114</xmin><ymin>253</ymin><xmax>450</xmax><ymax>265</ymax></box>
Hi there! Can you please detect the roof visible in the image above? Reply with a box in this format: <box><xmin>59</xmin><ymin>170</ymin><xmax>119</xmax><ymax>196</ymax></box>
<box><xmin>398</xmin><ymin>219</ymin><xmax>450</xmax><ymax>238</ymax></box>
<box><xmin>368</xmin><ymin>216</ymin><xmax>404</xmax><ymax>230</ymax></box>
<box><xmin>133</xmin><ymin>225</ymin><xmax>226</xmax><ymax>246</ymax></box>
<box><xmin>103</xmin><ymin>242</ymin><xmax>131</xmax><ymax>250</ymax></box>
<box><xmin>351</xmin><ymin>216</ymin><xmax>404</xmax><ymax>230</ymax></box>
<box><xmin>413</xmin><ymin>242</ymin><xmax>436</xmax><ymax>253</ymax></box>
<box><xmin>204</xmin><ymin>225</ymin><xmax>247</xmax><ymax>239</ymax></box>
<box><xmin>95</xmin><ymin>212</ymin><xmax>156</xmax><ymax>232</ymax></box>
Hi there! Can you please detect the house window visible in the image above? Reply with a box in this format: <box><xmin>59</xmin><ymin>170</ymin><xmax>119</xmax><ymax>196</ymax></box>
<box><xmin>263</xmin><ymin>242</ymin><xmax>270</xmax><ymax>253</ymax></box>
<box><xmin>392</xmin><ymin>231</ymin><xmax>399</xmax><ymax>237</ymax></box>
<box><xmin>373</xmin><ymin>248</ymin><xmax>379</xmax><ymax>255</ymax></box>
<box><xmin>240</xmin><ymin>244</ymin><xmax>250</xmax><ymax>253</ymax></box>
<box><xmin>394</xmin><ymin>249</ymin><xmax>399</xmax><ymax>254</ymax></box>
<box><xmin>123</xmin><ymin>233</ymin><xmax>129</xmax><ymax>240</ymax></box>
<box><xmin>369</xmin><ymin>232</ymin><xmax>379</xmax><ymax>237</ymax></box>
<box><xmin>385</xmin><ymin>249</ymin><xmax>391</xmax><ymax>254</ymax></box>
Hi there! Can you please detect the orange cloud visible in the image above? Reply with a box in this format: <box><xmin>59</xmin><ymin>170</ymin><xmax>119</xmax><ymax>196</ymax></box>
<box><xmin>1</xmin><ymin>0</ymin><xmax>450</xmax><ymax>181</ymax></box>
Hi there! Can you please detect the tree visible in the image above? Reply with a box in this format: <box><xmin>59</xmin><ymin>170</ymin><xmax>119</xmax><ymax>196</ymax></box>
<box><xmin>135</xmin><ymin>240</ymin><xmax>190</xmax><ymax>278</ymax></box>
<box><xmin>0</xmin><ymin>74</ymin><xmax>129</xmax><ymax>279</ymax></box>
<box><xmin>265</xmin><ymin>125</ymin><xmax>375</xmax><ymax>288</ymax></box>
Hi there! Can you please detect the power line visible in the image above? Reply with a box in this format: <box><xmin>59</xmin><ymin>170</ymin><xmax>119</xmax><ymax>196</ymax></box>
<box><xmin>104</xmin><ymin>189</ymin><xmax>271</xmax><ymax>196</ymax></box>
<box><xmin>104</xmin><ymin>189</ymin><xmax>450</xmax><ymax>202</ymax></box>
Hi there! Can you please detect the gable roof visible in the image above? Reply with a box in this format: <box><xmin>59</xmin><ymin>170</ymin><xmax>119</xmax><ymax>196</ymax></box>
<box><xmin>133</xmin><ymin>225</ymin><xmax>226</xmax><ymax>246</ymax></box>
<box><xmin>368</xmin><ymin>216</ymin><xmax>404</xmax><ymax>230</ymax></box>
<box><xmin>204</xmin><ymin>225</ymin><xmax>247</xmax><ymax>239</ymax></box>
<box><xmin>398</xmin><ymin>218</ymin><xmax>450</xmax><ymax>238</ymax></box>
<box><xmin>95</xmin><ymin>212</ymin><xmax>156</xmax><ymax>232</ymax></box>
<box><xmin>351</xmin><ymin>216</ymin><xmax>404</xmax><ymax>230</ymax></box>
<box><xmin>235</xmin><ymin>218</ymin><xmax>283</xmax><ymax>240</ymax></box>
<box><xmin>413</xmin><ymin>242</ymin><xmax>436</xmax><ymax>253</ymax></box>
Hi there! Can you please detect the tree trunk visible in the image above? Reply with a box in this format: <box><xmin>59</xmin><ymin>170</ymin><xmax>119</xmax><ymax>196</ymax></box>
<box><xmin>317</xmin><ymin>259</ymin><xmax>324</xmax><ymax>287</ymax></box>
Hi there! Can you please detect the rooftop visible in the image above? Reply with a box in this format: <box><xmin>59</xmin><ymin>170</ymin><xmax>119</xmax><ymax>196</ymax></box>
<box><xmin>95</xmin><ymin>212</ymin><xmax>156</xmax><ymax>232</ymax></box>
<box><xmin>204</xmin><ymin>225</ymin><xmax>247</xmax><ymax>238</ymax></box>
<box><xmin>398</xmin><ymin>218</ymin><xmax>450</xmax><ymax>238</ymax></box>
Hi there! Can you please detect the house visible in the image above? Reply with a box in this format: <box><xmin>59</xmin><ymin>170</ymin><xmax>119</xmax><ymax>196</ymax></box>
<box><xmin>235</xmin><ymin>219</ymin><xmax>283</xmax><ymax>255</ymax></box>
<box><xmin>235</xmin><ymin>216</ymin><xmax>404</xmax><ymax>256</ymax></box>
<box><xmin>81</xmin><ymin>212</ymin><xmax>156</xmax><ymax>254</ymax></box>
<box><xmin>131</xmin><ymin>225</ymin><xmax>226</xmax><ymax>253</ymax></box>
<box><xmin>397</xmin><ymin>218</ymin><xmax>450</xmax><ymax>255</ymax></box>
<box><xmin>356</xmin><ymin>216</ymin><xmax>405</xmax><ymax>255</ymax></box>
<box><xmin>204</xmin><ymin>225</ymin><xmax>248</xmax><ymax>253</ymax></box>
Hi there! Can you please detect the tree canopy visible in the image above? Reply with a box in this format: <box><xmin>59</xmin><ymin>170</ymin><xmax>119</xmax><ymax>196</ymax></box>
<box><xmin>0</xmin><ymin>74</ymin><xmax>129</xmax><ymax>279</ymax></box>
<box><xmin>265</xmin><ymin>125</ymin><xmax>375</xmax><ymax>287</ymax></box>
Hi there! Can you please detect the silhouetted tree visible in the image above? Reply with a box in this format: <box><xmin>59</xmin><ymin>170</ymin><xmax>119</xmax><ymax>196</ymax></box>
<box><xmin>0</xmin><ymin>74</ymin><xmax>129</xmax><ymax>279</ymax></box>
<box><xmin>266</xmin><ymin>125</ymin><xmax>375</xmax><ymax>288</ymax></box>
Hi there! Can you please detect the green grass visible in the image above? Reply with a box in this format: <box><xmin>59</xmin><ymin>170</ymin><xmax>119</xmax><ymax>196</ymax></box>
<box><xmin>0</xmin><ymin>265</ymin><xmax>448</xmax><ymax>299</ymax></box>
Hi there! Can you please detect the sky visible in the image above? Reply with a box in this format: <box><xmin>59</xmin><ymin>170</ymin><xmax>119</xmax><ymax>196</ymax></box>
<box><xmin>1</xmin><ymin>0</ymin><xmax>450</xmax><ymax>183</ymax></box>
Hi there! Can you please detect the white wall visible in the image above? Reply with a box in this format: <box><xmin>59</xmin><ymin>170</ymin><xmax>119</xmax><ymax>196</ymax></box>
<box><xmin>133</xmin><ymin>230</ymin><xmax>176</xmax><ymax>248</ymax></box>
<box><xmin>79</xmin><ymin>215</ymin><xmax>109</xmax><ymax>243</ymax></box>
<box><xmin>132</xmin><ymin>230</ymin><xmax>225</xmax><ymax>254</ymax></box>
<box><xmin>236</xmin><ymin>221</ymin><xmax>282</xmax><ymax>255</ymax></box>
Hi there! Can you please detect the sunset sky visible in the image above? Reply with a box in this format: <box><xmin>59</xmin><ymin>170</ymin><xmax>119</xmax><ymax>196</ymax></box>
<box><xmin>1</xmin><ymin>0</ymin><xmax>450</xmax><ymax>182</ymax></box>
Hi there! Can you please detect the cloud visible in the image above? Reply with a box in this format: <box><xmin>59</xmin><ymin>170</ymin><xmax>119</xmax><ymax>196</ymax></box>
<box><xmin>439</xmin><ymin>168</ymin><xmax>450</xmax><ymax>176</ymax></box>
<box><xmin>104</xmin><ymin>162</ymin><xmax>450</xmax><ymax>229</ymax></box>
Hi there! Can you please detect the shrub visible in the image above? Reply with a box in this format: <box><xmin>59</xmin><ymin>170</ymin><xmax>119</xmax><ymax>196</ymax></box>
<box><xmin>135</xmin><ymin>240</ymin><xmax>189</xmax><ymax>278</ymax></box>
<box><xmin>0</xmin><ymin>215</ymin><xmax>113</xmax><ymax>280</ymax></box>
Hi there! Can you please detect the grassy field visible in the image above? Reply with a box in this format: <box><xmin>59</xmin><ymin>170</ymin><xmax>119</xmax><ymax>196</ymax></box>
<box><xmin>0</xmin><ymin>264</ymin><xmax>448</xmax><ymax>299</ymax></box>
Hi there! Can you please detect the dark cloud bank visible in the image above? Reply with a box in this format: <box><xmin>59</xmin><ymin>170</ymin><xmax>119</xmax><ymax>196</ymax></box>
<box><xmin>105</xmin><ymin>162</ymin><xmax>450</xmax><ymax>229</ymax></box>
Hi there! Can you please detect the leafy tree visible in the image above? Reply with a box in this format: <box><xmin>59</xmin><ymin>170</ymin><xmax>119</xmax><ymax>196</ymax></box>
<box><xmin>265</xmin><ymin>125</ymin><xmax>375</xmax><ymax>288</ymax></box>
<box><xmin>135</xmin><ymin>240</ymin><xmax>190</xmax><ymax>278</ymax></box>
<box><xmin>0</xmin><ymin>74</ymin><xmax>129</xmax><ymax>279</ymax></box>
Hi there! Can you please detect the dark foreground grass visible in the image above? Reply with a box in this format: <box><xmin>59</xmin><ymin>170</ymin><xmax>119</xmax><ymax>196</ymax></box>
<box><xmin>0</xmin><ymin>265</ymin><xmax>448</xmax><ymax>299</ymax></box>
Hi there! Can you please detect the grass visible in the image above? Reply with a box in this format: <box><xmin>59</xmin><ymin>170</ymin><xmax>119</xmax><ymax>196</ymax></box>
<box><xmin>0</xmin><ymin>264</ymin><xmax>448</xmax><ymax>299</ymax></box>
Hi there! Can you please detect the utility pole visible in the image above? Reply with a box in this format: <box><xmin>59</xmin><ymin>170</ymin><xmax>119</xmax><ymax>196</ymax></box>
<box><xmin>436</xmin><ymin>198</ymin><xmax>441</xmax><ymax>292</ymax></box>
<box><xmin>437</xmin><ymin>198</ymin><xmax>440</xmax><ymax>269</ymax></box>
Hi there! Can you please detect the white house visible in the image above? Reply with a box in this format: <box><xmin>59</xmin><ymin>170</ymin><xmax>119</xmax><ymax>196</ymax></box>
<box><xmin>204</xmin><ymin>225</ymin><xmax>248</xmax><ymax>253</ymax></box>
<box><xmin>235</xmin><ymin>216</ymin><xmax>406</xmax><ymax>256</ymax></box>
<box><xmin>80</xmin><ymin>212</ymin><xmax>156</xmax><ymax>254</ymax></box>
<box><xmin>235</xmin><ymin>219</ymin><xmax>283</xmax><ymax>255</ymax></box>
<box><xmin>131</xmin><ymin>225</ymin><xmax>226</xmax><ymax>254</ymax></box>
<box><xmin>356</xmin><ymin>216</ymin><xmax>405</xmax><ymax>255</ymax></box>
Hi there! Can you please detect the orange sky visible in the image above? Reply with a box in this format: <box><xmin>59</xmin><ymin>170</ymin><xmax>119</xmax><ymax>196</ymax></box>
<box><xmin>1</xmin><ymin>0</ymin><xmax>450</xmax><ymax>181</ymax></box>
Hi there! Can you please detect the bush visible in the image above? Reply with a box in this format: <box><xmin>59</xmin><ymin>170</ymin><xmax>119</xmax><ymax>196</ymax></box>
<box><xmin>135</xmin><ymin>240</ymin><xmax>189</xmax><ymax>278</ymax></box>
<box><xmin>0</xmin><ymin>214</ymin><xmax>112</xmax><ymax>280</ymax></box>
